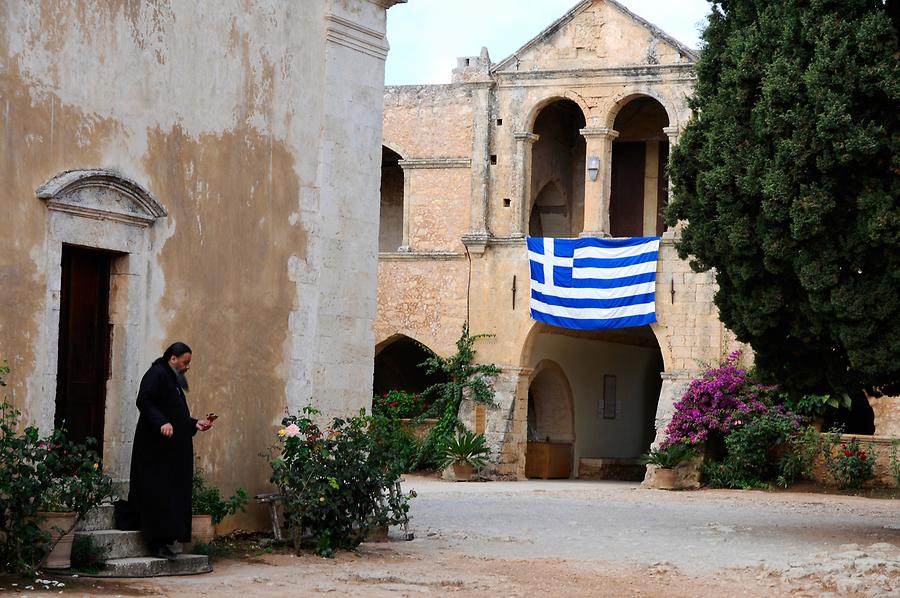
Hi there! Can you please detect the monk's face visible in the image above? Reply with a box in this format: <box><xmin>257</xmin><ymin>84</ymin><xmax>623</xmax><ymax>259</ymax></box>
<box><xmin>169</xmin><ymin>352</ymin><xmax>192</xmax><ymax>374</ymax></box>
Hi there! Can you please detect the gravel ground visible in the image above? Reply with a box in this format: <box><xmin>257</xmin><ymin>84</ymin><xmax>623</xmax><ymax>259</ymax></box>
<box><xmin>3</xmin><ymin>477</ymin><xmax>898</xmax><ymax>597</ymax></box>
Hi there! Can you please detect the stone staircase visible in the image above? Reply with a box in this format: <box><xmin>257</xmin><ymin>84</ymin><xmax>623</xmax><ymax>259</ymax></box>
<box><xmin>74</xmin><ymin>505</ymin><xmax>211</xmax><ymax>577</ymax></box>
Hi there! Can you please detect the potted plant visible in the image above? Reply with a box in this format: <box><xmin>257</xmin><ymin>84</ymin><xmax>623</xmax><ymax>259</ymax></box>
<box><xmin>642</xmin><ymin>443</ymin><xmax>697</xmax><ymax>490</ymax></box>
<box><xmin>36</xmin><ymin>431</ymin><xmax>113</xmax><ymax>569</ymax></box>
<box><xmin>442</xmin><ymin>430</ymin><xmax>490</xmax><ymax>481</ymax></box>
<box><xmin>191</xmin><ymin>468</ymin><xmax>249</xmax><ymax>544</ymax></box>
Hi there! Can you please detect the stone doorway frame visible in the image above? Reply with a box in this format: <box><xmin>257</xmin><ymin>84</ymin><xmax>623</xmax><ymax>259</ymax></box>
<box><xmin>31</xmin><ymin>169</ymin><xmax>167</xmax><ymax>482</ymax></box>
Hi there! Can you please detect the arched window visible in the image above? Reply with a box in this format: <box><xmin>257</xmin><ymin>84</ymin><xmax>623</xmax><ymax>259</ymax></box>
<box><xmin>528</xmin><ymin>100</ymin><xmax>586</xmax><ymax>238</ymax></box>
<box><xmin>610</xmin><ymin>97</ymin><xmax>670</xmax><ymax>237</ymax></box>
<box><xmin>379</xmin><ymin>146</ymin><xmax>404</xmax><ymax>251</ymax></box>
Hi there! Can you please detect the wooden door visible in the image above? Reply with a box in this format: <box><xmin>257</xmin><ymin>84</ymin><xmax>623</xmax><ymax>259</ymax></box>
<box><xmin>55</xmin><ymin>245</ymin><xmax>111</xmax><ymax>453</ymax></box>
<box><xmin>610</xmin><ymin>141</ymin><xmax>646</xmax><ymax>237</ymax></box>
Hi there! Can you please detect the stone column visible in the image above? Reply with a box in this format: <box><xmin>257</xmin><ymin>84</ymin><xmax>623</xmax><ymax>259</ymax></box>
<box><xmin>469</xmin><ymin>81</ymin><xmax>494</xmax><ymax>238</ymax></box>
<box><xmin>662</xmin><ymin>125</ymin><xmax>680</xmax><ymax>240</ymax></box>
<box><xmin>512</xmin><ymin>131</ymin><xmax>539</xmax><ymax>237</ymax></box>
<box><xmin>579</xmin><ymin>127</ymin><xmax>618</xmax><ymax>238</ymax></box>
<box><xmin>398</xmin><ymin>161</ymin><xmax>412</xmax><ymax>251</ymax></box>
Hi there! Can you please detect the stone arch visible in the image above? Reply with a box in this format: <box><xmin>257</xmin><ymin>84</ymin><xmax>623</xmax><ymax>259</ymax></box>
<box><xmin>528</xmin><ymin>359</ymin><xmax>576</xmax><ymax>442</ymax></box>
<box><xmin>523</xmin><ymin>92</ymin><xmax>591</xmax><ymax>134</ymax></box>
<box><xmin>373</xmin><ymin>333</ymin><xmax>447</xmax><ymax>398</ymax></box>
<box><xmin>601</xmin><ymin>90</ymin><xmax>678</xmax><ymax>131</ymax></box>
<box><xmin>379</xmin><ymin>145</ymin><xmax>405</xmax><ymax>252</ymax></box>
<box><xmin>32</xmin><ymin>169</ymin><xmax>166</xmax><ymax>483</ymax></box>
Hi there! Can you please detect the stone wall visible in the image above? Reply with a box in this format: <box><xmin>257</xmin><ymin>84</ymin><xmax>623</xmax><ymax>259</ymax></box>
<box><xmin>1</xmin><ymin>0</ymin><xmax>401</xmax><ymax>532</ymax></box>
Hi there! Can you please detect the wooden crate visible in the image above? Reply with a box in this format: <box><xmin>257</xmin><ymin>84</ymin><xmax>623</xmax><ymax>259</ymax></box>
<box><xmin>525</xmin><ymin>441</ymin><xmax>572</xmax><ymax>479</ymax></box>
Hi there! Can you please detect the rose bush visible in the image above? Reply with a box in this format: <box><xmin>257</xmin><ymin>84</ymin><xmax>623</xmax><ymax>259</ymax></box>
<box><xmin>270</xmin><ymin>406</ymin><xmax>415</xmax><ymax>557</ymax></box>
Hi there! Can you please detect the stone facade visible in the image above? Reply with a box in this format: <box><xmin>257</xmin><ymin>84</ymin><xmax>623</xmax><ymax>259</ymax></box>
<box><xmin>376</xmin><ymin>0</ymin><xmax>747</xmax><ymax>480</ymax></box>
<box><xmin>1</xmin><ymin>0</ymin><xmax>403</xmax><ymax>531</ymax></box>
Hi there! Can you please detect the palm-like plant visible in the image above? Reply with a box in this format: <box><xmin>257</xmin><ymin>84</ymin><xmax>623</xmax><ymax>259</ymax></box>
<box><xmin>442</xmin><ymin>431</ymin><xmax>491</xmax><ymax>468</ymax></box>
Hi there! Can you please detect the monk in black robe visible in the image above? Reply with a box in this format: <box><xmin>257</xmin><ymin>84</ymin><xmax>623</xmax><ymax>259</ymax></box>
<box><xmin>128</xmin><ymin>342</ymin><xmax>212</xmax><ymax>560</ymax></box>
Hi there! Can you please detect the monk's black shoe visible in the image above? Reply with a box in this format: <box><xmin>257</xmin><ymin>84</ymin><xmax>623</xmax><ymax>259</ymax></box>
<box><xmin>155</xmin><ymin>545</ymin><xmax>178</xmax><ymax>561</ymax></box>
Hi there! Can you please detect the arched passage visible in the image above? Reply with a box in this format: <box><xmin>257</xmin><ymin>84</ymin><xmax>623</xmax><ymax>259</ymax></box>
<box><xmin>522</xmin><ymin>323</ymin><xmax>663</xmax><ymax>480</ymax></box>
<box><xmin>373</xmin><ymin>335</ymin><xmax>447</xmax><ymax>399</ymax></box>
<box><xmin>529</xmin><ymin>99</ymin><xmax>586</xmax><ymax>238</ymax></box>
<box><xmin>379</xmin><ymin>146</ymin><xmax>404</xmax><ymax>252</ymax></box>
<box><xmin>525</xmin><ymin>360</ymin><xmax>576</xmax><ymax>479</ymax></box>
<box><xmin>609</xmin><ymin>96</ymin><xmax>670</xmax><ymax>237</ymax></box>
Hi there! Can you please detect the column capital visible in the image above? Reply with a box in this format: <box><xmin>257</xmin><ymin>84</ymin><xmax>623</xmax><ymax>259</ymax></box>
<box><xmin>513</xmin><ymin>131</ymin><xmax>540</xmax><ymax>143</ymax></box>
<box><xmin>662</xmin><ymin>125</ymin><xmax>680</xmax><ymax>136</ymax></box>
<box><xmin>579</xmin><ymin>127</ymin><xmax>619</xmax><ymax>140</ymax></box>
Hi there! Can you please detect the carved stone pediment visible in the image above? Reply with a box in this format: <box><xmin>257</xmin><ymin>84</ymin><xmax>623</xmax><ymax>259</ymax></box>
<box><xmin>35</xmin><ymin>169</ymin><xmax>167</xmax><ymax>227</ymax></box>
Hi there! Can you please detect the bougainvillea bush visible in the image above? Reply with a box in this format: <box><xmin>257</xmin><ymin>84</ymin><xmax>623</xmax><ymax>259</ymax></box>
<box><xmin>663</xmin><ymin>353</ymin><xmax>815</xmax><ymax>489</ymax></box>
<box><xmin>663</xmin><ymin>352</ymin><xmax>774</xmax><ymax>448</ymax></box>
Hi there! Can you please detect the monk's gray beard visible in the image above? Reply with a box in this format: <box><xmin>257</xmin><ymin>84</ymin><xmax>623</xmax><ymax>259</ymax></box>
<box><xmin>170</xmin><ymin>365</ymin><xmax>190</xmax><ymax>392</ymax></box>
<box><xmin>177</xmin><ymin>371</ymin><xmax>190</xmax><ymax>392</ymax></box>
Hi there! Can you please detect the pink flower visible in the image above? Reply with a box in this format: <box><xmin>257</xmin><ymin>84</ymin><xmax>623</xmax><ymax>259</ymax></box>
<box><xmin>284</xmin><ymin>423</ymin><xmax>301</xmax><ymax>438</ymax></box>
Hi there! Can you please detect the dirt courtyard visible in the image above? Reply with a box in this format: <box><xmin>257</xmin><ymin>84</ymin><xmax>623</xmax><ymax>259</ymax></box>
<box><xmin>3</xmin><ymin>477</ymin><xmax>898</xmax><ymax>597</ymax></box>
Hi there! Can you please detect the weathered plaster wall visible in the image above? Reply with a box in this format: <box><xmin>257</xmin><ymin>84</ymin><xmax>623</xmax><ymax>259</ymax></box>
<box><xmin>2</xmin><ymin>0</ymin><xmax>395</xmax><ymax>531</ymax></box>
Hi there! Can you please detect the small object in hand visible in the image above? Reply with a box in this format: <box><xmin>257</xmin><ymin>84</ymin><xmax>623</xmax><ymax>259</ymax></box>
<box><xmin>206</xmin><ymin>412</ymin><xmax>218</xmax><ymax>421</ymax></box>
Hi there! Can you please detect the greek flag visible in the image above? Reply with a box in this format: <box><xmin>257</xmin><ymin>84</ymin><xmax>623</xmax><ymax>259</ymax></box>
<box><xmin>527</xmin><ymin>236</ymin><xmax>661</xmax><ymax>330</ymax></box>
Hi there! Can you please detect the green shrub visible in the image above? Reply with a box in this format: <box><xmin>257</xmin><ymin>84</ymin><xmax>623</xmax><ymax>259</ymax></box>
<box><xmin>823</xmin><ymin>434</ymin><xmax>876</xmax><ymax>491</ymax></box>
<box><xmin>373</xmin><ymin>390</ymin><xmax>424</xmax><ymax>419</ymax></box>
<box><xmin>0</xmin><ymin>363</ymin><xmax>112</xmax><ymax>574</ymax></box>
<box><xmin>703</xmin><ymin>413</ymin><xmax>799</xmax><ymax>489</ymax></box>
<box><xmin>369</xmin><ymin>412</ymin><xmax>418</xmax><ymax>475</ymax></box>
<box><xmin>775</xmin><ymin>425</ymin><xmax>822</xmax><ymax>488</ymax></box>
<box><xmin>270</xmin><ymin>407</ymin><xmax>415</xmax><ymax>557</ymax></box>
<box><xmin>191</xmin><ymin>469</ymin><xmax>249</xmax><ymax>525</ymax></box>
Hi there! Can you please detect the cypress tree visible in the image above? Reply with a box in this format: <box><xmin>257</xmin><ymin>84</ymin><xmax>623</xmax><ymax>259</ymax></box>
<box><xmin>667</xmin><ymin>1</ymin><xmax>899</xmax><ymax>400</ymax></box>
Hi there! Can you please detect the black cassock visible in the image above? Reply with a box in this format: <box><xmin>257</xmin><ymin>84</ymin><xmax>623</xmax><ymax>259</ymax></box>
<box><xmin>128</xmin><ymin>358</ymin><xmax>198</xmax><ymax>544</ymax></box>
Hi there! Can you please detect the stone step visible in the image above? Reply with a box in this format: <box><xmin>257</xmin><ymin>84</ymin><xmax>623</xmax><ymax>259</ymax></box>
<box><xmin>75</xmin><ymin>530</ymin><xmax>150</xmax><ymax>560</ymax></box>
<box><xmin>91</xmin><ymin>554</ymin><xmax>211</xmax><ymax>577</ymax></box>
<box><xmin>78</xmin><ymin>504</ymin><xmax>116</xmax><ymax>532</ymax></box>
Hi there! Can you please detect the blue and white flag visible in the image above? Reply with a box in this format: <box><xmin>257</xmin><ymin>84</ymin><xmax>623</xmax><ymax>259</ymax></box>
<box><xmin>527</xmin><ymin>236</ymin><xmax>661</xmax><ymax>330</ymax></box>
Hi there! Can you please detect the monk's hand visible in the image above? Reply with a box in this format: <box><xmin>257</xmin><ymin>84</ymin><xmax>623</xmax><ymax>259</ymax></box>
<box><xmin>160</xmin><ymin>423</ymin><xmax>174</xmax><ymax>437</ymax></box>
<box><xmin>196</xmin><ymin>420</ymin><xmax>212</xmax><ymax>432</ymax></box>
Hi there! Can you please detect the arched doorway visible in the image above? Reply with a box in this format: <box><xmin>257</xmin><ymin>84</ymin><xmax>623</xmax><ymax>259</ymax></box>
<box><xmin>610</xmin><ymin>97</ymin><xmax>670</xmax><ymax>237</ymax></box>
<box><xmin>523</xmin><ymin>323</ymin><xmax>663</xmax><ymax>480</ymax></box>
<box><xmin>529</xmin><ymin>99</ymin><xmax>586</xmax><ymax>238</ymax></box>
<box><xmin>379</xmin><ymin>146</ymin><xmax>404</xmax><ymax>252</ymax></box>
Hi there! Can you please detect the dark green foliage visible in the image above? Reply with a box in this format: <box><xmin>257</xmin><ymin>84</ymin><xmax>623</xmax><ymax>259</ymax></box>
<box><xmin>70</xmin><ymin>534</ymin><xmax>105</xmax><ymax>574</ymax></box>
<box><xmin>413</xmin><ymin>324</ymin><xmax>500</xmax><ymax>469</ymax></box>
<box><xmin>642</xmin><ymin>443</ymin><xmax>697</xmax><ymax>469</ymax></box>
<box><xmin>191</xmin><ymin>470</ymin><xmax>249</xmax><ymax>525</ymax></box>
<box><xmin>667</xmin><ymin>0</ymin><xmax>900</xmax><ymax>399</ymax></box>
<box><xmin>368</xmin><ymin>411</ymin><xmax>419</xmax><ymax>475</ymax></box>
<box><xmin>702</xmin><ymin>413</ymin><xmax>800</xmax><ymax>488</ymax></box>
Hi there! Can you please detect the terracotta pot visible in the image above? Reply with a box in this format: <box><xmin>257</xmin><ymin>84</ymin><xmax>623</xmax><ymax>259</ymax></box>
<box><xmin>37</xmin><ymin>511</ymin><xmax>77</xmax><ymax>569</ymax></box>
<box><xmin>654</xmin><ymin>467</ymin><xmax>678</xmax><ymax>490</ymax></box>
<box><xmin>452</xmin><ymin>462</ymin><xmax>475</xmax><ymax>481</ymax></box>
<box><xmin>191</xmin><ymin>514</ymin><xmax>215</xmax><ymax>544</ymax></box>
